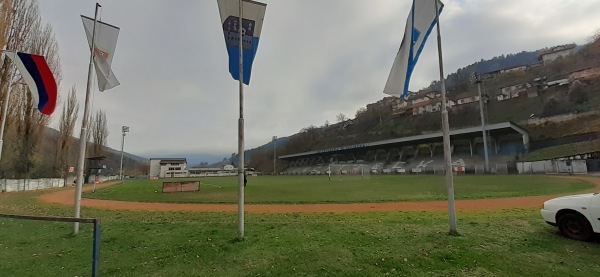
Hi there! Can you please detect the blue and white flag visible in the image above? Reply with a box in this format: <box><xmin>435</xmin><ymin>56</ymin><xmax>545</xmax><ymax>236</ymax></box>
<box><xmin>383</xmin><ymin>0</ymin><xmax>444</xmax><ymax>98</ymax></box>
<box><xmin>217</xmin><ymin>0</ymin><xmax>266</xmax><ymax>85</ymax></box>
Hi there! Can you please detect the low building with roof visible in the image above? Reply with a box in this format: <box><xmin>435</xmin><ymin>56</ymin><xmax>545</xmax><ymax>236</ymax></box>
<box><xmin>149</xmin><ymin>158</ymin><xmax>188</xmax><ymax>178</ymax></box>
<box><xmin>538</xmin><ymin>44</ymin><xmax>576</xmax><ymax>64</ymax></box>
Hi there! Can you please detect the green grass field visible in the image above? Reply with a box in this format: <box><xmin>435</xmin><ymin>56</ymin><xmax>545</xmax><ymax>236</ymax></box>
<box><xmin>1</xmin><ymin>175</ymin><xmax>600</xmax><ymax>276</ymax></box>
<box><xmin>84</xmin><ymin>175</ymin><xmax>594</xmax><ymax>204</ymax></box>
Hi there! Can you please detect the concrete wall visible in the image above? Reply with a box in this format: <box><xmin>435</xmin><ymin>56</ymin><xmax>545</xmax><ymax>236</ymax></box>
<box><xmin>1</xmin><ymin>175</ymin><xmax>120</xmax><ymax>192</ymax></box>
<box><xmin>524</xmin><ymin>110</ymin><xmax>600</xmax><ymax>126</ymax></box>
<box><xmin>1</xmin><ymin>178</ymin><xmax>65</xmax><ymax>192</ymax></box>
<box><xmin>517</xmin><ymin>160</ymin><xmax>587</xmax><ymax>174</ymax></box>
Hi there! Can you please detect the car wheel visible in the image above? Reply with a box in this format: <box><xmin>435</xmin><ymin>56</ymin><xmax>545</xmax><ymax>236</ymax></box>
<box><xmin>557</xmin><ymin>212</ymin><xmax>593</xmax><ymax>241</ymax></box>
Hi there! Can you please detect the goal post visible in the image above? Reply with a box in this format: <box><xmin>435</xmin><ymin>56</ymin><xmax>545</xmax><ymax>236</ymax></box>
<box><xmin>328</xmin><ymin>164</ymin><xmax>371</xmax><ymax>180</ymax></box>
<box><xmin>474</xmin><ymin>165</ymin><xmax>485</xmax><ymax>174</ymax></box>
<box><xmin>496</xmin><ymin>164</ymin><xmax>509</xmax><ymax>174</ymax></box>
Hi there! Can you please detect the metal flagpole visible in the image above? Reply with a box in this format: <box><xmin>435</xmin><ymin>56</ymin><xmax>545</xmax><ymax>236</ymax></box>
<box><xmin>434</xmin><ymin>0</ymin><xmax>457</xmax><ymax>235</ymax></box>
<box><xmin>237</xmin><ymin>0</ymin><xmax>245</xmax><ymax>240</ymax></box>
<box><xmin>74</xmin><ymin>3</ymin><xmax>101</xmax><ymax>235</ymax></box>
<box><xmin>0</xmin><ymin>51</ymin><xmax>15</xmax><ymax>161</ymax></box>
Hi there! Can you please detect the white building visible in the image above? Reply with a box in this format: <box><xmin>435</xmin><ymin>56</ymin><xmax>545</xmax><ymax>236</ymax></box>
<box><xmin>149</xmin><ymin>158</ymin><xmax>189</xmax><ymax>178</ymax></box>
<box><xmin>538</xmin><ymin>44</ymin><xmax>576</xmax><ymax>64</ymax></box>
<box><xmin>188</xmin><ymin>165</ymin><xmax>237</xmax><ymax>177</ymax></box>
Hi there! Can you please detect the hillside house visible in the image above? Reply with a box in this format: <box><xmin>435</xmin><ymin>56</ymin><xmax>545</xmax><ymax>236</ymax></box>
<box><xmin>409</xmin><ymin>91</ymin><xmax>440</xmax><ymax>115</ymax></box>
<box><xmin>538</xmin><ymin>44</ymin><xmax>576</xmax><ymax>64</ymax></box>
<box><xmin>500</xmin><ymin>65</ymin><xmax>527</xmax><ymax>74</ymax></box>
<box><xmin>481</xmin><ymin>70</ymin><xmax>501</xmax><ymax>80</ymax></box>
<box><xmin>546</xmin><ymin>78</ymin><xmax>569</xmax><ymax>87</ymax></box>
<box><xmin>455</xmin><ymin>95</ymin><xmax>479</xmax><ymax>105</ymax></box>
<box><xmin>498</xmin><ymin>83</ymin><xmax>531</xmax><ymax>101</ymax></box>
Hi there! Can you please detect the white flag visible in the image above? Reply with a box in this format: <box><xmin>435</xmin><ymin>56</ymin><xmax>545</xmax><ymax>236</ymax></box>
<box><xmin>81</xmin><ymin>15</ymin><xmax>120</xmax><ymax>91</ymax></box>
<box><xmin>383</xmin><ymin>0</ymin><xmax>443</xmax><ymax>98</ymax></box>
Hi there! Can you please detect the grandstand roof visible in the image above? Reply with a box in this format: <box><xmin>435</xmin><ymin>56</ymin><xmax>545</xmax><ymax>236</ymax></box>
<box><xmin>519</xmin><ymin>139</ymin><xmax>600</xmax><ymax>162</ymax></box>
<box><xmin>280</xmin><ymin>122</ymin><xmax>528</xmax><ymax>160</ymax></box>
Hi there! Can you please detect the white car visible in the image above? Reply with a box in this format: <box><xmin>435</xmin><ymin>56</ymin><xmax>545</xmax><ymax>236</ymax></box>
<box><xmin>541</xmin><ymin>193</ymin><xmax>600</xmax><ymax>241</ymax></box>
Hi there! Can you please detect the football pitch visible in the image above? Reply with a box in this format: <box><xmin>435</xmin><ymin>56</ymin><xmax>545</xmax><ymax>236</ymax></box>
<box><xmin>84</xmin><ymin>175</ymin><xmax>594</xmax><ymax>204</ymax></box>
<box><xmin>1</xmin><ymin>175</ymin><xmax>600</xmax><ymax>276</ymax></box>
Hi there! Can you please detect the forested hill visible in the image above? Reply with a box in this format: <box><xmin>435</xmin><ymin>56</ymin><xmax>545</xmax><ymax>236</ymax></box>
<box><xmin>428</xmin><ymin>50</ymin><xmax>541</xmax><ymax>92</ymax></box>
<box><xmin>244</xmin><ymin>40</ymin><xmax>600</xmax><ymax>173</ymax></box>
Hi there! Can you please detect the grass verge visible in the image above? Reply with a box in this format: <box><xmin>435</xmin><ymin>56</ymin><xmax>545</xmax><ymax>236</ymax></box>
<box><xmin>1</xmin><ymin>187</ymin><xmax>600</xmax><ymax>276</ymax></box>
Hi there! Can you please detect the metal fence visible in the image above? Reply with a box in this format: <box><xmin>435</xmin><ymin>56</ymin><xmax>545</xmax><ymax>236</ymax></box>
<box><xmin>0</xmin><ymin>214</ymin><xmax>101</xmax><ymax>277</ymax></box>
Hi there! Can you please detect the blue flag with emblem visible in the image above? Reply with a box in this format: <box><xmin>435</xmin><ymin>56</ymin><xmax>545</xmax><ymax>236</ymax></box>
<box><xmin>384</xmin><ymin>0</ymin><xmax>444</xmax><ymax>98</ymax></box>
<box><xmin>217</xmin><ymin>0</ymin><xmax>266</xmax><ymax>85</ymax></box>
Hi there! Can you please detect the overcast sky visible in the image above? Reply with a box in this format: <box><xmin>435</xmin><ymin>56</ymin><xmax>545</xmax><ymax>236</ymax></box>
<box><xmin>37</xmin><ymin>0</ymin><xmax>600</xmax><ymax>162</ymax></box>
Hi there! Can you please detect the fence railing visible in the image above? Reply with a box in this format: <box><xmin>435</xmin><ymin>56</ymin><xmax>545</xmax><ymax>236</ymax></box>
<box><xmin>0</xmin><ymin>214</ymin><xmax>101</xmax><ymax>277</ymax></box>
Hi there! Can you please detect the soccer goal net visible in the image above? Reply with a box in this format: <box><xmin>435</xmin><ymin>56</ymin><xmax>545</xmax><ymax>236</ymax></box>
<box><xmin>327</xmin><ymin>164</ymin><xmax>371</xmax><ymax>180</ymax></box>
<box><xmin>474</xmin><ymin>165</ymin><xmax>485</xmax><ymax>174</ymax></box>
<box><xmin>496</xmin><ymin>164</ymin><xmax>509</xmax><ymax>174</ymax></box>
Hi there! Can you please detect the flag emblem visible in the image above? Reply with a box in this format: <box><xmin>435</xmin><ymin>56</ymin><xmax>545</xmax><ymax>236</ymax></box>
<box><xmin>81</xmin><ymin>15</ymin><xmax>120</xmax><ymax>91</ymax></box>
<box><xmin>217</xmin><ymin>0</ymin><xmax>267</xmax><ymax>85</ymax></box>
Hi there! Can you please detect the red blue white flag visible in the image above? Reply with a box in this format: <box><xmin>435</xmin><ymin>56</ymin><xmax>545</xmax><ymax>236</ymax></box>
<box><xmin>5</xmin><ymin>51</ymin><xmax>57</xmax><ymax>115</ymax></box>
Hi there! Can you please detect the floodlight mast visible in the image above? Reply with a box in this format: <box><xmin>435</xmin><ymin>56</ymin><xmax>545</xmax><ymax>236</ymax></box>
<box><xmin>273</xmin><ymin>136</ymin><xmax>277</xmax><ymax>175</ymax></box>
<box><xmin>119</xmin><ymin>126</ymin><xmax>129</xmax><ymax>180</ymax></box>
<box><xmin>471</xmin><ymin>72</ymin><xmax>490</xmax><ymax>173</ymax></box>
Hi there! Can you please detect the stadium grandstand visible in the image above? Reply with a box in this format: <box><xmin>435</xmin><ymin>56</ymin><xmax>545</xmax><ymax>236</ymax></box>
<box><xmin>280</xmin><ymin>122</ymin><xmax>528</xmax><ymax>175</ymax></box>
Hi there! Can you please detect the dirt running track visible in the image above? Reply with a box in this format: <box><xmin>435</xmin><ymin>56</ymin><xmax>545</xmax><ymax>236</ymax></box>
<box><xmin>38</xmin><ymin>176</ymin><xmax>600</xmax><ymax>213</ymax></box>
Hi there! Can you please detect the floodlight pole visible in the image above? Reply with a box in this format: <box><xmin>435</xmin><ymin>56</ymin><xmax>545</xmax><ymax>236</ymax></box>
<box><xmin>237</xmin><ymin>0</ymin><xmax>245</xmax><ymax>240</ymax></box>
<box><xmin>74</xmin><ymin>3</ymin><xmax>100</xmax><ymax>235</ymax></box>
<box><xmin>476</xmin><ymin>78</ymin><xmax>490</xmax><ymax>172</ymax></box>
<box><xmin>273</xmin><ymin>136</ymin><xmax>277</xmax><ymax>175</ymax></box>
<box><xmin>434</xmin><ymin>0</ymin><xmax>457</xmax><ymax>235</ymax></box>
<box><xmin>119</xmin><ymin>126</ymin><xmax>129</xmax><ymax>180</ymax></box>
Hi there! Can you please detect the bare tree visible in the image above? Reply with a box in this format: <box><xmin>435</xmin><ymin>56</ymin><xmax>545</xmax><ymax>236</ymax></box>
<box><xmin>55</xmin><ymin>86</ymin><xmax>79</xmax><ymax>177</ymax></box>
<box><xmin>336</xmin><ymin>113</ymin><xmax>347</xmax><ymax>123</ymax></box>
<box><xmin>0</xmin><ymin>0</ymin><xmax>62</xmax><ymax>178</ymax></box>
<box><xmin>0</xmin><ymin>0</ymin><xmax>12</xmax><ymax>51</ymax></box>
<box><xmin>90</xmin><ymin>110</ymin><xmax>109</xmax><ymax>157</ymax></box>
<box><xmin>589</xmin><ymin>27</ymin><xmax>600</xmax><ymax>43</ymax></box>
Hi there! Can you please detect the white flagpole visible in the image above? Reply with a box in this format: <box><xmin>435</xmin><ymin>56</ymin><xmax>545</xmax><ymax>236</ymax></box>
<box><xmin>73</xmin><ymin>3</ymin><xmax>100</xmax><ymax>235</ymax></box>
<box><xmin>0</xmin><ymin>51</ymin><xmax>15</xmax><ymax>161</ymax></box>
<box><xmin>237</xmin><ymin>0</ymin><xmax>245</xmax><ymax>240</ymax></box>
<box><xmin>434</xmin><ymin>0</ymin><xmax>457</xmax><ymax>234</ymax></box>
